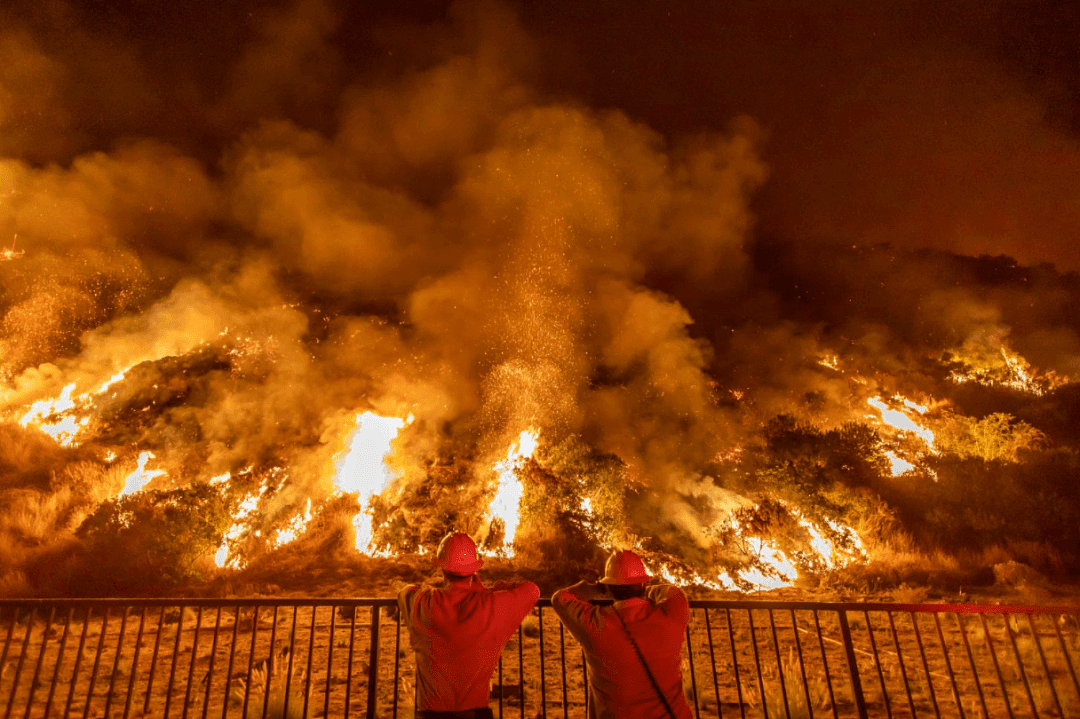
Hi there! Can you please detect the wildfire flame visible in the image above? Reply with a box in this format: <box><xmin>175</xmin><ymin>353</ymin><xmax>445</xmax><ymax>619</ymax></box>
<box><xmin>273</xmin><ymin>498</ymin><xmax>313</xmax><ymax>548</ymax></box>
<box><xmin>214</xmin><ymin>474</ymin><xmax>265</xmax><ymax>569</ymax></box>
<box><xmin>333</xmin><ymin>411</ymin><xmax>411</xmax><ymax>553</ymax></box>
<box><xmin>17</xmin><ymin>383</ymin><xmax>89</xmax><ymax>446</ymax></box>
<box><xmin>883</xmin><ymin>450</ymin><xmax>916</xmax><ymax>476</ymax></box>
<box><xmin>948</xmin><ymin>346</ymin><xmax>1069</xmax><ymax>396</ymax></box>
<box><xmin>867</xmin><ymin>396</ymin><xmax>936</xmax><ymax>449</ymax></box>
<box><xmin>118</xmin><ymin>451</ymin><xmax>167</xmax><ymax>497</ymax></box>
<box><xmin>488</xmin><ymin>429</ymin><xmax>538</xmax><ymax>555</ymax></box>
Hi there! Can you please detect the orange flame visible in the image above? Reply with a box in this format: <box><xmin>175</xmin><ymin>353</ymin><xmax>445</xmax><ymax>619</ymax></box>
<box><xmin>488</xmin><ymin>429</ymin><xmax>538</xmax><ymax>555</ymax></box>
<box><xmin>119</xmin><ymin>451</ymin><xmax>167</xmax><ymax>496</ymax></box>
<box><xmin>333</xmin><ymin>411</ymin><xmax>411</xmax><ymax>553</ymax></box>
<box><xmin>867</xmin><ymin>396</ymin><xmax>936</xmax><ymax>449</ymax></box>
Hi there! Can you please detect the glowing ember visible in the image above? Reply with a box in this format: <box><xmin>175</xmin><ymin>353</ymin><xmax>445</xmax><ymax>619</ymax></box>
<box><xmin>119</xmin><ymin>451</ymin><xmax>167</xmax><ymax>497</ymax></box>
<box><xmin>333</xmin><ymin>411</ymin><xmax>410</xmax><ymax>553</ymax></box>
<box><xmin>0</xmin><ymin>236</ymin><xmax>24</xmax><ymax>261</ymax></box>
<box><xmin>488</xmin><ymin>429</ymin><xmax>539</xmax><ymax>554</ymax></box>
<box><xmin>818</xmin><ymin>355</ymin><xmax>841</xmax><ymax>371</ymax></box>
<box><xmin>868</xmin><ymin>397</ymin><xmax>936</xmax><ymax>449</ymax></box>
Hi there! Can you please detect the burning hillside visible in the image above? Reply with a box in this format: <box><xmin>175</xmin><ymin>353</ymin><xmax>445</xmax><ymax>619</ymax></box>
<box><xmin>2</xmin><ymin>1</ymin><xmax>1080</xmax><ymax>599</ymax></box>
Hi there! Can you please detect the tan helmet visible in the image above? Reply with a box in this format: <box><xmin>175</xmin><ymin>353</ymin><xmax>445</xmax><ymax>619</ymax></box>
<box><xmin>598</xmin><ymin>549</ymin><xmax>650</xmax><ymax>585</ymax></box>
<box><xmin>436</xmin><ymin>532</ymin><xmax>484</xmax><ymax>575</ymax></box>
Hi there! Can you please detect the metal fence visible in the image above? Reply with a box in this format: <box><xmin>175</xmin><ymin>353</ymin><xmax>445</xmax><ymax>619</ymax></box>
<box><xmin>1</xmin><ymin>598</ymin><xmax>1078</xmax><ymax>719</ymax></box>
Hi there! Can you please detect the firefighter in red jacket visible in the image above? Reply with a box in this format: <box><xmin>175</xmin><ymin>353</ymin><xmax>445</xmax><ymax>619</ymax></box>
<box><xmin>398</xmin><ymin>532</ymin><xmax>540</xmax><ymax>719</ymax></box>
<box><xmin>552</xmin><ymin>549</ymin><xmax>693</xmax><ymax>719</ymax></box>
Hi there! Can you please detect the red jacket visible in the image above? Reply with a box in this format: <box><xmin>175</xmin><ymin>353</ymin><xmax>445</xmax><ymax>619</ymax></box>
<box><xmin>552</xmin><ymin>583</ymin><xmax>693</xmax><ymax>719</ymax></box>
<box><xmin>398</xmin><ymin>578</ymin><xmax>540</xmax><ymax>712</ymax></box>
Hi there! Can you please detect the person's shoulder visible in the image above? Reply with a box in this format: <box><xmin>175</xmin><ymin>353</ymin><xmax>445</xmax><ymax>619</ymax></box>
<box><xmin>490</xmin><ymin>579</ymin><xmax>540</xmax><ymax>603</ymax></box>
<box><xmin>398</xmin><ymin>582</ymin><xmax>428</xmax><ymax>603</ymax></box>
<box><xmin>646</xmin><ymin>583</ymin><xmax>687</xmax><ymax>604</ymax></box>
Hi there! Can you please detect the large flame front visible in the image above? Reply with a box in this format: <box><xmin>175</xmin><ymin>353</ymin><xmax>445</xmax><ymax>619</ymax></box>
<box><xmin>488</xmin><ymin>429</ymin><xmax>538</xmax><ymax>555</ymax></box>
<box><xmin>334</xmin><ymin>411</ymin><xmax>410</xmax><ymax>553</ymax></box>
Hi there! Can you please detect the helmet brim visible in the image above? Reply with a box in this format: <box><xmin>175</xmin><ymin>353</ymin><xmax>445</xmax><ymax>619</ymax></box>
<box><xmin>439</xmin><ymin>558</ymin><xmax>484</xmax><ymax>574</ymax></box>
<box><xmin>598</xmin><ymin>575</ymin><xmax>649</xmax><ymax>585</ymax></box>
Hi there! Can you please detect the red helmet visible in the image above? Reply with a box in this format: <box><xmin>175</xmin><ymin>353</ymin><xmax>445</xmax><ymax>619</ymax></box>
<box><xmin>598</xmin><ymin>549</ymin><xmax>650</xmax><ymax>585</ymax></box>
<box><xmin>436</xmin><ymin>532</ymin><xmax>484</xmax><ymax>575</ymax></box>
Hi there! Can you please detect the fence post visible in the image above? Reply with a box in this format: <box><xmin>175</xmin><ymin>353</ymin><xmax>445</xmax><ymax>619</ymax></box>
<box><xmin>837</xmin><ymin>610</ymin><xmax>869</xmax><ymax>719</ymax></box>
<box><xmin>366</xmin><ymin>605</ymin><xmax>381</xmax><ymax>719</ymax></box>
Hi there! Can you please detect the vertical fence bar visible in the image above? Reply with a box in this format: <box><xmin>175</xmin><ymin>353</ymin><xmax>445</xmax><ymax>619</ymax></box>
<box><xmin>885</xmin><ymin>611</ymin><xmax>916</xmax><ymax>718</ymax></box>
<box><xmin>262</xmin><ymin>605</ymin><xmax>279</xmax><ymax>719</ymax></box>
<box><xmin>241</xmin><ymin>606</ymin><xmax>260</xmax><ymax>719</ymax></box>
<box><xmin>23</xmin><ymin>606</ymin><xmax>56</xmax><ymax>719</ymax></box>
<box><xmin>344</xmin><ymin>606</ymin><xmax>357</xmax><ymax>719</ymax></box>
<box><xmin>391</xmin><ymin>611</ymin><xmax>400</xmax><ymax>719</ymax></box>
<box><xmin>498</xmin><ymin>654</ymin><xmax>504</xmax><ymax>719</ymax></box>
<box><xmin>746</xmin><ymin>610</ymin><xmax>768</xmax><ymax>719</ymax></box>
<box><xmin>43</xmin><ymin>607</ymin><xmax>74</xmax><ymax>719</ymax></box>
<box><xmin>103</xmin><ymin>606</ymin><xmax>130</xmax><ymax>719</ymax></box>
<box><xmin>1026</xmin><ymin>613</ymin><xmax>1064</xmax><ymax>719</ymax></box>
<box><xmin>62</xmin><ymin>607</ymin><xmax>92</xmax><ymax>719</ymax></box>
<box><xmin>181</xmin><ymin>604</ymin><xmax>204</xmax><ymax>716</ymax></box>
<box><xmin>909</xmin><ymin>612</ymin><xmax>942</xmax><ymax>719</ymax></box>
<box><xmin>305</xmin><ymin>606</ymin><xmax>318</xmax><ymax>719</ymax></box>
<box><xmin>4</xmin><ymin>607</ymin><xmax>36</xmax><ymax>719</ymax></box>
<box><xmin>837</xmin><ymin>610</ymin><xmax>869</xmax><ymax>719</ymax></box>
<box><xmin>1000</xmin><ymin>614</ymin><xmax>1039</xmax><ymax>718</ymax></box>
<box><xmin>703</xmin><ymin>609</ymin><xmax>723</xmax><ymax>719</ymax></box>
<box><xmin>143</xmin><ymin>606</ymin><xmax>167</xmax><ymax>715</ymax></box>
<box><xmin>931</xmin><ymin>613</ymin><xmax>965</xmax><ymax>719</ymax></box>
<box><xmin>122</xmin><ymin>607</ymin><xmax>149</xmax><ymax>719</ymax></box>
<box><xmin>366</xmin><ymin>605</ymin><xmax>381</xmax><ymax>719</ymax></box>
<box><xmin>538</xmin><ymin>608</ymin><xmax>547</xmax><ymax>719</ymax></box>
<box><xmin>955</xmin><ymin>614</ymin><xmax>990</xmax><ymax>719</ymax></box>
<box><xmin>164</xmin><ymin>605</ymin><xmax>187</xmax><ymax>719</ymax></box>
<box><xmin>767</xmin><ymin>609</ymin><xmax>791</xmax><ymax>719</ymax></box>
<box><xmin>0</xmin><ymin>609</ymin><xmax>17</xmax><ymax>716</ymax></box>
<box><xmin>977</xmin><ymin>613</ymin><xmax>1017</xmax><ymax>719</ymax></box>
<box><xmin>201</xmin><ymin>605</ymin><xmax>224</xmax><ymax>719</ymax></box>
<box><xmin>788</xmin><ymin>610</ymin><xmax>813</xmax><ymax>719</ymax></box>
<box><xmin>181</xmin><ymin>606</ymin><xmax>204</xmax><ymax>719</ymax></box>
<box><xmin>222</xmin><ymin>605</ymin><xmax>242</xmax><ymax>719</ymax></box>
<box><xmin>0</xmin><ymin>608</ymin><xmax>17</xmax><ymax>678</ymax></box>
<box><xmin>812</xmin><ymin>610</ymin><xmax>839</xmax><ymax>719</ymax></box>
<box><xmin>82</xmin><ymin>607</ymin><xmax>111</xmax><ymax>719</ymax></box>
<box><xmin>685</xmin><ymin>623</ymin><xmax>701</xmax><ymax>719</ymax></box>
<box><xmin>559</xmin><ymin>621</ymin><xmax>568</xmax><ymax>719</ymax></box>
<box><xmin>323</xmin><ymin>606</ymin><xmax>336</xmax><ymax>719</ymax></box>
<box><xmin>724</xmin><ymin>609</ymin><xmax>746</xmax><ymax>719</ymax></box>
<box><xmin>862</xmin><ymin>611</ymin><xmax>892</xmax><ymax>719</ymax></box>
<box><xmin>1051</xmin><ymin>616</ymin><xmax>1080</xmax><ymax>700</ymax></box>
<box><xmin>282</xmin><ymin>606</ymin><xmax>299</xmax><ymax>719</ymax></box>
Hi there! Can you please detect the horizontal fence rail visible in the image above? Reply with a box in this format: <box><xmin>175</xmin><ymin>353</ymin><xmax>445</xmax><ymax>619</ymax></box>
<box><xmin>1</xmin><ymin>598</ymin><xmax>1078</xmax><ymax>719</ymax></box>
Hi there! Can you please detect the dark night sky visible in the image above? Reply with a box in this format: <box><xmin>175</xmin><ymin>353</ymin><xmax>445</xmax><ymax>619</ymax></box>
<box><xmin>3</xmin><ymin>0</ymin><xmax>1080</xmax><ymax>268</ymax></box>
